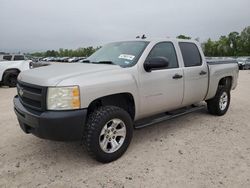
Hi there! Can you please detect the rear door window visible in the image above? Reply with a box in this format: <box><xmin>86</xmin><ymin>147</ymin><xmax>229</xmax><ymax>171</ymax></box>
<box><xmin>179</xmin><ymin>42</ymin><xmax>202</xmax><ymax>67</ymax></box>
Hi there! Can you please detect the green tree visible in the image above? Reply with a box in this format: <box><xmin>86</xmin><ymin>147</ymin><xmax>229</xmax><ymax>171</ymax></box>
<box><xmin>217</xmin><ymin>36</ymin><xmax>230</xmax><ymax>56</ymax></box>
<box><xmin>228</xmin><ymin>32</ymin><xmax>240</xmax><ymax>56</ymax></box>
<box><xmin>203</xmin><ymin>26</ymin><xmax>250</xmax><ymax>57</ymax></box>
<box><xmin>204</xmin><ymin>38</ymin><xmax>215</xmax><ymax>56</ymax></box>
<box><xmin>177</xmin><ymin>35</ymin><xmax>191</xmax><ymax>40</ymax></box>
<box><xmin>45</xmin><ymin>50</ymin><xmax>58</xmax><ymax>57</ymax></box>
<box><xmin>239</xmin><ymin>26</ymin><xmax>250</xmax><ymax>56</ymax></box>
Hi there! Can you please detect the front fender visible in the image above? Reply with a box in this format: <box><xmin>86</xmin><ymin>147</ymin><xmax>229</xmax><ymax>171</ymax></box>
<box><xmin>58</xmin><ymin>70</ymin><xmax>140</xmax><ymax>118</ymax></box>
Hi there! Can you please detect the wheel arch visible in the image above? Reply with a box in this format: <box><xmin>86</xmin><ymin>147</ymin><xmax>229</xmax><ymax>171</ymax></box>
<box><xmin>218</xmin><ymin>76</ymin><xmax>233</xmax><ymax>90</ymax></box>
<box><xmin>2</xmin><ymin>68</ymin><xmax>21</xmax><ymax>80</ymax></box>
<box><xmin>206</xmin><ymin>75</ymin><xmax>233</xmax><ymax>100</ymax></box>
<box><xmin>3</xmin><ymin>68</ymin><xmax>21</xmax><ymax>76</ymax></box>
<box><xmin>87</xmin><ymin>92</ymin><xmax>136</xmax><ymax>120</ymax></box>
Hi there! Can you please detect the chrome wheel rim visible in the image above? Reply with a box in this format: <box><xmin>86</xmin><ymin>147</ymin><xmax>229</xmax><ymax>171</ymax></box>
<box><xmin>219</xmin><ymin>92</ymin><xmax>228</xmax><ymax>111</ymax></box>
<box><xmin>99</xmin><ymin>118</ymin><xmax>126</xmax><ymax>153</ymax></box>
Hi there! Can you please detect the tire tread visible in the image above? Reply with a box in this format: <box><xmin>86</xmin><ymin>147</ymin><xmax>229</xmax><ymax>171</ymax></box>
<box><xmin>83</xmin><ymin>106</ymin><xmax>132</xmax><ymax>163</ymax></box>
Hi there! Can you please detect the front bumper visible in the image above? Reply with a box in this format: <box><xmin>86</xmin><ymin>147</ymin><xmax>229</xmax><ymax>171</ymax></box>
<box><xmin>13</xmin><ymin>96</ymin><xmax>87</xmax><ymax>141</ymax></box>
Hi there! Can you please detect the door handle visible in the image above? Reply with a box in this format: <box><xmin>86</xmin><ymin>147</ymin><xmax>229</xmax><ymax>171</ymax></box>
<box><xmin>172</xmin><ymin>74</ymin><xmax>183</xmax><ymax>79</ymax></box>
<box><xmin>199</xmin><ymin>71</ymin><xmax>207</xmax><ymax>75</ymax></box>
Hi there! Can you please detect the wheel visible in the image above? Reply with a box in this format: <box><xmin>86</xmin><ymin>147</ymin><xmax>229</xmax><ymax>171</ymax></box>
<box><xmin>84</xmin><ymin>106</ymin><xmax>133</xmax><ymax>163</ymax></box>
<box><xmin>3</xmin><ymin>71</ymin><xmax>19</xmax><ymax>87</ymax></box>
<box><xmin>206</xmin><ymin>86</ymin><xmax>230</xmax><ymax>116</ymax></box>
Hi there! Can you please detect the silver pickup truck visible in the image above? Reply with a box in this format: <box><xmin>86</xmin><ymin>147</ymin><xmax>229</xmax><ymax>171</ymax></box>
<box><xmin>13</xmin><ymin>38</ymin><xmax>239</xmax><ymax>163</ymax></box>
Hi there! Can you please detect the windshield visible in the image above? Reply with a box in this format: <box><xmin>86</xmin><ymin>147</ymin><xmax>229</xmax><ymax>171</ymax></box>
<box><xmin>84</xmin><ymin>41</ymin><xmax>149</xmax><ymax>67</ymax></box>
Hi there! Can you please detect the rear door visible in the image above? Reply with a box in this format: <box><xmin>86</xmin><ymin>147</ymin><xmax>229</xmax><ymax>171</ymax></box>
<box><xmin>179</xmin><ymin>42</ymin><xmax>208</xmax><ymax>106</ymax></box>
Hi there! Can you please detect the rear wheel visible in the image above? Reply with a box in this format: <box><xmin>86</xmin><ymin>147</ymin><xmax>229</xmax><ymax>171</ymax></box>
<box><xmin>206</xmin><ymin>86</ymin><xmax>230</xmax><ymax>116</ymax></box>
<box><xmin>3</xmin><ymin>71</ymin><xmax>19</xmax><ymax>87</ymax></box>
<box><xmin>84</xmin><ymin>106</ymin><xmax>133</xmax><ymax>163</ymax></box>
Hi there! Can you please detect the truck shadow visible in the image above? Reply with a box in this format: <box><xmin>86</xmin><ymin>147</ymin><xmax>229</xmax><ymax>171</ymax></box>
<box><xmin>29</xmin><ymin>108</ymin><xmax>210</xmax><ymax>165</ymax></box>
<box><xmin>131</xmin><ymin>108</ymin><xmax>211</xmax><ymax>147</ymax></box>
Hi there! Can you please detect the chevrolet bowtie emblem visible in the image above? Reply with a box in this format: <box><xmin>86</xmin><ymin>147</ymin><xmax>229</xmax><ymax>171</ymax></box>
<box><xmin>19</xmin><ymin>87</ymin><xmax>24</xmax><ymax>96</ymax></box>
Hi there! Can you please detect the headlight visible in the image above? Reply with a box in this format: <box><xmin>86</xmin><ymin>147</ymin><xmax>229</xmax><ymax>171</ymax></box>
<box><xmin>47</xmin><ymin>86</ymin><xmax>80</xmax><ymax>110</ymax></box>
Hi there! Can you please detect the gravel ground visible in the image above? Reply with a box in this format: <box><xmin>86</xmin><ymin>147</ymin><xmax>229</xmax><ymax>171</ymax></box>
<box><xmin>0</xmin><ymin>71</ymin><xmax>250</xmax><ymax>188</ymax></box>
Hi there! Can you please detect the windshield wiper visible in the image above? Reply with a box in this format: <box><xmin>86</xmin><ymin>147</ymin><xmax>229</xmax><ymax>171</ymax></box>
<box><xmin>91</xmin><ymin>61</ymin><xmax>115</xmax><ymax>65</ymax></box>
<box><xmin>80</xmin><ymin>60</ymin><xmax>91</xmax><ymax>63</ymax></box>
<box><xmin>80</xmin><ymin>60</ymin><xmax>116</xmax><ymax>66</ymax></box>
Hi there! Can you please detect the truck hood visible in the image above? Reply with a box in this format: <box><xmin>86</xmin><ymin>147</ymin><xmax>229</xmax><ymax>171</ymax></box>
<box><xmin>18</xmin><ymin>63</ymin><xmax>121</xmax><ymax>86</ymax></box>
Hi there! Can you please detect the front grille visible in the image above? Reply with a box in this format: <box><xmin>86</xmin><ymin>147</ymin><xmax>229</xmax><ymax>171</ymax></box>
<box><xmin>17</xmin><ymin>81</ymin><xmax>47</xmax><ymax>111</ymax></box>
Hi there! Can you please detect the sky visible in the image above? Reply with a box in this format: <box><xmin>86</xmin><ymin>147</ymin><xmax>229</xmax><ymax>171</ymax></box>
<box><xmin>0</xmin><ymin>0</ymin><xmax>250</xmax><ymax>53</ymax></box>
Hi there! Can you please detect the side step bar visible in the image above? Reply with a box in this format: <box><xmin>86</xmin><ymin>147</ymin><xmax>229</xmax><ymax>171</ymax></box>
<box><xmin>134</xmin><ymin>105</ymin><xmax>205</xmax><ymax>129</ymax></box>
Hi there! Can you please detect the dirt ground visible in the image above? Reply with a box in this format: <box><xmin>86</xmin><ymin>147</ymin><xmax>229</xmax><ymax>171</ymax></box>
<box><xmin>0</xmin><ymin>71</ymin><xmax>250</xmax><ymax>188</ymax></box>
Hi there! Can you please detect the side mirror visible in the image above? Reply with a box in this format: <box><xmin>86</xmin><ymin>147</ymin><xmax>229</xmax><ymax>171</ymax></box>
<box><xmin>144</xmin><ymin>57</ymin><xmax>169</xmax><ymax>72</ymax></box>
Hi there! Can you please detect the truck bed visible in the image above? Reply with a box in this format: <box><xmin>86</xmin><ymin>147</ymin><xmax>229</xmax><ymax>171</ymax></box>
<box><xmin>207</xmin><ymin>59</ymin><xmax>238</xmax><ymax>65</ymax></box>
<box><xmin>205</xmin><ymin>60</ymin><xmax>239</xmax><ymax>100</ymax></box>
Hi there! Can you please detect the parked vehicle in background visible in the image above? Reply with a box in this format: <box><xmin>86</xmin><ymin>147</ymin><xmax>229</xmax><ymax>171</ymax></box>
<box><xmin>68</xmin><ymin>57</ymin><xmax>77</xmax><ymax>62</ymax></box>
<box><xmin>28</xmin><ymin>57</ymin><xmax>44</xmax><ymax>63</ymax></box>
<box><xmin>31</xmin><ymin>61</ymin><xmax>51</xmax><ymax>68</ymax></box>
<box><xmin>75</xmin><ymin>57</ymin><xmax>86</xmax><ymax>62</ymax></box>
<box><xmin>77</xmin><ymin>58</ymin><xmax>88</xmax><ymax>63</ymax></box>
<box><xmin>42</xmin><ymin>57</ymin><xmax>52</xmax><ymax>61</ymax></box>
<box><xmin>0</xmin><ymin>59</ymin><xmax>32</xmax><ymax>87</ymax></box>
<box><xmin>39</xmin><ymin>57</ymin><xmax>86</xmax><ymax>63</ymax></box>
<box><xmin>14</xmin><ymin>38</ymin><xmax>239</xmax><ymax>163</ymax></box>
<box><xmin>237</xmin><ymin>57</ymin><xmax>250</xmax><ymax>70</ymax></box>
<box><xmin>56</xmin><ymin>57</ymin><xmax>68</xmax><ymax>62</ymax></box>
<box><xmin>68</xmin><ymin>57</ymin><xmax>86</xmax><ymax>62</ymax></box>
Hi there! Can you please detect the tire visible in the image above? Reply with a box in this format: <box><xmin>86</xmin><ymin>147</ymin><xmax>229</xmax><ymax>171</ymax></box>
<box><xmin>206</xmin><ymin>86</ymin><xmax>230</xmax><ymax>116</ymax></box>
<box><xmin>84</xmin><ymin>106</ymin><xmax>133</xmax><ymax>163</ymax></box>
<box><xmin>3</xmin><ymin>71</ymin><xmax>19</xmax><ymax>87</ymax></box>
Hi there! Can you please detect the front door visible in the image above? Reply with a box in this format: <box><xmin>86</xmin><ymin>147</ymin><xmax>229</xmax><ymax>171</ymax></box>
<box><xmin>138</xmin><ymin>42</ymin><xmax>184</xmax><ymax>118</ymax></box>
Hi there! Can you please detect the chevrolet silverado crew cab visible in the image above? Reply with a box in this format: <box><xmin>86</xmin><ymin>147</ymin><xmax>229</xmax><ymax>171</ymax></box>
<box><xmin>13</xmin><ymin>38</ymin><xmax>239</xmax><ymax>163</ymax></box>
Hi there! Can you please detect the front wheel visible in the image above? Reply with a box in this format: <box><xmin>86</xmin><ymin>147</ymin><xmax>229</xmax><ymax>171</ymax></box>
<box><xmin>3</xmin><ymin>71</ymin><xmax>18</xmax><ymax>87</ymax></box>
<box><xmin>206</xmin><ymin>86</ymin><xmax>231</xmax><ymax>116</ymax></box>
<box><xmin>84</xmin><ymin>106</ymin><xmax>133</xmax><ymax>163</ymax></box>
